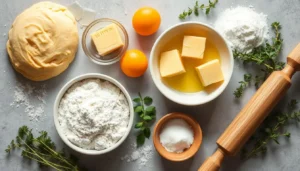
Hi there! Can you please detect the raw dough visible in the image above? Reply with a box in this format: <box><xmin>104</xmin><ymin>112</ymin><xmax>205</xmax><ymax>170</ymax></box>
<box><xmin>6</xmin><ymin>2</ymin><xmax>79</xmax><ymax>81</ymax></box>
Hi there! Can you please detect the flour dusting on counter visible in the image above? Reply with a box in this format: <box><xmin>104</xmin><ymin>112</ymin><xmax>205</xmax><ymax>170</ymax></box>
<box><xmin>121</xmin><ymin>143</ymin><xmax>154</xmax><ymax>169</ymax></box>
<box><xmin>11</xmin><ymin>83</ymin><xmax>47</xmax><ymax>121</ymax></box>
<box><xmin>58</xmin><ymin>78</ymin><xmax>130</xmax><ymax>150</ymax></box>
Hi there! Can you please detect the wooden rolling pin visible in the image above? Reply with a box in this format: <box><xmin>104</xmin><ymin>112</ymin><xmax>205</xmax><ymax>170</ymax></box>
<box><xmin>199</xmin><ymin>43</ymin><xmax>300</xmax><ymax>171</ymax></box>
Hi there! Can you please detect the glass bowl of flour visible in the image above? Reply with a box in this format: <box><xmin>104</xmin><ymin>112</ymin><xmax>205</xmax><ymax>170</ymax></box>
<box><xmin>53</xmin><ymin>73</ymin><xmax>134</xmax><ymax>155</ymax></box>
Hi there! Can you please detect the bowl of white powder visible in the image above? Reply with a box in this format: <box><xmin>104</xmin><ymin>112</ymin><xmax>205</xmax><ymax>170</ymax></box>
<box><xmin>53</xmin><ymin>73</ymin><xmax>134</xmax><ymax>155</ymax></box>
<box><xmin>153</xmin><ymin>112</ymin><xmax>202</xmax><ymax>161</ymax></box>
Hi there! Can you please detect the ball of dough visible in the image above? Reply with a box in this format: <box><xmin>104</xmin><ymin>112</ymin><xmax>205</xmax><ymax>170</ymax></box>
<box><xmin>6</xmin><ymin>2</ymin><xmax>79</xmax><ymax>81</ymax></box>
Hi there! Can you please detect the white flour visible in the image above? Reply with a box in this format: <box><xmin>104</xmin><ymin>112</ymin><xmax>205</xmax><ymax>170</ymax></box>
<box><xmin>11</xmin><ymin>83</ymin><xmax>47</xmax><ymax>121</ymax></box>
<box><xmin>58</xmin><ymin>78</ymin><xmax>130</xmax><ymax>150</ymax></box>
<box><xmin>215</xmin><ymin>6</ymin><xmax>269</xmax><ymax>53</ymax></box>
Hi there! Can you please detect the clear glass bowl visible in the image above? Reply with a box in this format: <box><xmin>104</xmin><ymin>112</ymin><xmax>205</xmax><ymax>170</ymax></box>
<box><xmin>82</xmin><ymin>18</ymin><xmax>129</xmax><ymax>65</ymax></box>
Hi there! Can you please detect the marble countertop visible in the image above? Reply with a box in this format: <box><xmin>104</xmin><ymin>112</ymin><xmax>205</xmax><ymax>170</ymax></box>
<box><xmin>1</xmin><ymin>0</ymin><xmax>300</xmax><ymax>170</ymax></box>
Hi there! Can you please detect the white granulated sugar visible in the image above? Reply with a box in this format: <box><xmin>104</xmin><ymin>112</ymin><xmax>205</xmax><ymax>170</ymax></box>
<box><xmin>58</xmin><ymin>78</ymin><xmax>130</xmax><ymax>150</ymax></box>
<box><xmin>121</xmin><ymin>143</ymin><xmax>154</xmax><ymax>170</ymax></box>
<box><xmin>160</xmin><ymin>119</ymin><xmax>194</xmax><ymax>153</ymax></box>
<box><xmin>11</xmin><ymin>83</ymin><xmax>47</xmax><ymax>121</ymax></box>
<box><xmin>215</xmin><ymin>6</ymin><xmax>269</xmax><ymax>53</ymax></box>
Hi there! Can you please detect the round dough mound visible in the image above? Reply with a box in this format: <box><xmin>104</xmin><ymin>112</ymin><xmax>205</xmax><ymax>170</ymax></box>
<box><xmin>7</xmin><ymin>2</ymin><xmax>79</xmax><ymax>81</ymax></box>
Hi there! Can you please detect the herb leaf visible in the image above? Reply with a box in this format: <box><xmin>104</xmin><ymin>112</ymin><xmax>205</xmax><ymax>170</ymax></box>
<box><xmin>134</xmin><ymin>106</ymin><xmax>143</xmax><ymax>113</ymax></box>
<box><xmin>6</xmin><ymin>126</ymin><xmax>81</xmax><ymax>171</ymax></box>
<box><xmin>144</xmin><ymin>128</ymin><xmax>151</xmax><ymax>139</ymax></box>
<box><xmin>137</xmin><ymin>133</ymin><xmax>145</xmax><ymax>145</ymax></box>
<box><xmin>135</xmin><ymin>122</ymin><xmax>144</xmax><ymax>128</ymax></box>
<box><xmin>143</xmin><ymin>115</ymin><xmax>152</xmax><ymax>121</ymax></box>
<box><xmin>133</xmin><ymin>98</ymin><xmax>141</xmax><ymax>103</ymax></box>
<box><xmin>179</xmin><ymin>0</ymin><xmax>218</xmax><ymax>19</ymax></box>
<box><xmin>144</xmin><ymin>96</ymin><xmax>153</xmax><ymax>105</ymax></box>
<box><xmin>133</xmin><ymin>93</ymin><xmax>156</xmax><ymax>146</ymax></box>
<box><xmin>234</xmin><ymin>74</ymin><xmax>252</xmax><ymax>98</ymax></box>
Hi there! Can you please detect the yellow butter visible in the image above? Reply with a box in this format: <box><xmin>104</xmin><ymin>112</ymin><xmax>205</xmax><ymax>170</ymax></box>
<box><xmin>91</xmin><ymin>23</ymin><xmax>124</xmax><ymax>56</ymax></box>
<box><xmin>195</xmin><ymin>59</ymin><xmax>224</xmax><ymax>86</ymax></box>
<box><xmin>182</xmin><ymin>36</ymin><xmax>206</xmax><ymax>59</ymax></box>
<box><xmin>160</xmin><ymin>49</ymin><xmax>186</xmax><ymax>78</ymax></box>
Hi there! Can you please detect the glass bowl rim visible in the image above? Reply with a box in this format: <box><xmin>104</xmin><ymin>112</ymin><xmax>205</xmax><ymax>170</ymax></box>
<box><xmin>82</xmin><ymin>18</ymin><xmax>129</xmax><ymax>65</ymax></box>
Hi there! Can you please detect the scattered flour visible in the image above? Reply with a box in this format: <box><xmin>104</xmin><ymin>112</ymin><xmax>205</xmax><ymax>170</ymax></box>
<box><xmin>121</xmin><ymin>143</ymin><xmax>154</xmax><ymax>170</ymax></box>
<box><xmin>58</xmin><ymin>78</ymin><xmax>130</xmax><ymax>150</ymax></box>
<box><xmin>68</xmin><ymin>1</ymin><xmax>96</xmax><ymax>27</ymax></box>
<box><xmin>11</xmin><ymin>83</ymin><xmax>47</xmax><ymax>121</ymax></box>
<box><xmin>215</xmin><ymin>6</ymin><xmax>269</xmax><ymax>53</ymax></box>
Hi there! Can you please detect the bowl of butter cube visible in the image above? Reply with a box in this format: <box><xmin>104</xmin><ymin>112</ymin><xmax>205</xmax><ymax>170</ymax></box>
<box><xmin>82</xmin><ymin>18</ymin><xmax>129</xmax><ymax>65</ymax></box>
<box><xmin>150</xmin><ymin>22</ymin><xmax>234</xmax><ymax>105</ymax></box>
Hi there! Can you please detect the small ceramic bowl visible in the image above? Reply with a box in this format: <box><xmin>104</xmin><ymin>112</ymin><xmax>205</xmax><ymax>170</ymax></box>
<box><xmin>82</xmin><ymin>18</ymin><xmax>129</xmax><ymax>65</ymax></box>
<box><xmin>153</xmin><ymin>112</ymin><xmax>202</xmax><ymax>161</ymax></box>
<box><xmin>53</xmin><ymin>73</ymin><xmax>134</xmax><ymax>155</ymax></box>
<box><xmin>150</xmin><ymin>22</ymin><xmax>234</xmax><ymax>105</ymax></box>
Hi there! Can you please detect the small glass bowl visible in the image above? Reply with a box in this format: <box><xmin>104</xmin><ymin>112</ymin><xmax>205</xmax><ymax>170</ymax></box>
<box><xmin>82</xmin><ymin>18</ymin><xmax>129</xmax><ymax>65</ymax></box>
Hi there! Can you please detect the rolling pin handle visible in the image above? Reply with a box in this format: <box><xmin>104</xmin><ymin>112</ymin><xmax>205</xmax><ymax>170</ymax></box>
<box><xmin>198</xmin><ymin>148</ymin><xmax>225</xmax><ymax>171</ymax></box>
<box><xmin>282</xmin><ymin>65</ymin><xmax>295</xmax><ymax>78</ymax></box>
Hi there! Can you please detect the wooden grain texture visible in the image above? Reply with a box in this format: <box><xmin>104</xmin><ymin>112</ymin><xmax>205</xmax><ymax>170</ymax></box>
<box><xmin>287</xmin><ymin>43</ymin><xmax>300</xmax><ymax>70</ymax></box>
<box><xmin>198</xmin><ymin>148</ymin><xmax>225</xmax><ymax>171</ymax></box>
<box><xmin>198</xmin><ymin>43</ymin><xmax>300</xmax><ymax>171</ymax></box>
<box><xmin>217</xmin><ymin>71</ymin><xmax>291</xmax><ymax>155</ymax></box>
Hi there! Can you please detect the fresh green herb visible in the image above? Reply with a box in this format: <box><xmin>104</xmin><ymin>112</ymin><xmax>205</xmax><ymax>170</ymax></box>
<box><xmin>133</xmin><ymin>93</ymin><xmax>156</xmax><ymax>145</ymax></box>
<box><xmin>242</xmin><ymin>100</ymin><xmax>300</xmax><ymax>159</ymax></box>
<box><xmin>234</xmin><ymin>22</ymin><xmax>284</xmax><ymax>98</ymax></box>
<box><xmin>5</xmin><ymin>126</ymin><xmax>80</xmax><ymax>171</ymax></box>
<box><xmin>234</xmin><ymin>74</ymin><xmax>252</xmax><ymax>98</ymax></box>
<box><xmin>179</xmin><ymin>0</ymin><xmax>218</xmax><ymax>19</ymax></box>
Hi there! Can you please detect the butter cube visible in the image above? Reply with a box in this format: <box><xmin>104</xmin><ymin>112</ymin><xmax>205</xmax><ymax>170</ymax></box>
<box><xmin>195</xmin><ymin>59</ymin><xmax>224</xmax><ymax>86</ymax></box>
<box><xmin>160</xmin><ymin>49</ymin><xmax>186</xmax><ymax>78</ymax></box>
<box><xmin>182</xmin><ymin>36</ymin><xmax>206</xmax><ymax>59</ymax></box>
<box><xmin>91</xmin><ymin>24</ymin><xmax>124</xmax><ymax>56</ymax></box>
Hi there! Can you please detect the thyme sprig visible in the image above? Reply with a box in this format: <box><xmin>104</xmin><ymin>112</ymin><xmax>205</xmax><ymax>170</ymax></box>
<box><xmin>242</xmin><ymin>100</ymin><xmax>300</xmax><ymax>159</ymax></box>
<box><xmin>6</xmin><ymin>126</ymin><xmax>80</xmax><ymax>171</ymax></box>
<box><xmin>133</xmin><ymin>93</ymin><xmax>156</xmax><ymax>145</ymax></box>
<box><xmin>234</xmin><ymin>74</ymin><xmax>252</xmax><ymax>98</ymax></box>
<box><xmin>234</xmin><ymin>22</ymin><xmax>285</xmax><ymax>98</ymax></box>
<box><xmin>179</xmin><ymin>0</ymin><xmax>218</xmax><ymax>19</ymax></box>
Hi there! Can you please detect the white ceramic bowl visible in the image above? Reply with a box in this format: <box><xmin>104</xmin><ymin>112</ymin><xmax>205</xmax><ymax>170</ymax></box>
<box><xmin>150</xmin><ymin>22</ymin><xmax>234</xmax><ymax>106</ymax></box>
<box><xmin>53</xmin><ymin>73</ymin><xmax>134</xmax><ymax>155</ymax></box>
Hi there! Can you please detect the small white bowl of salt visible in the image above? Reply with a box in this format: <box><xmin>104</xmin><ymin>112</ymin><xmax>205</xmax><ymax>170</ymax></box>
<box><xmin>153</xmin><ymin>112</ymin><xmax>202</xmax><ymax>161</ymax></box>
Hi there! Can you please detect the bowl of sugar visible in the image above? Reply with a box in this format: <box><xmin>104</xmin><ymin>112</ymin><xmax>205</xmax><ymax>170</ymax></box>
<box><xmin>153</xmin><ymin>112</ymin><xmax>202</xmax><ymax>161</ymax></box>
<box><xmin>150</xmin><ymin>22</ymin><xmax>234</xmax><ymax>105</ymax></box>
<box><xmin>53</xmin><ymin>73</ymin><xmax>134</xmax><ymax>155</ymax></box>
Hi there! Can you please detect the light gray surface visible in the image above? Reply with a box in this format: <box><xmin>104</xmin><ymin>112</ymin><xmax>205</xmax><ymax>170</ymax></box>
<box><xmin>1</xmin><ymin>0</ymin><xmax>300</xmax><ymax>171</ymax></box>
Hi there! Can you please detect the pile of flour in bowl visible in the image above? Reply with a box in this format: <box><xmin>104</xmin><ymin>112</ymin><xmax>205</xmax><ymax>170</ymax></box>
<box><xmin>58</xmin><ymin>78</ymin><xmax>130</xmax><ymax>150</ymax></box>
<box><xmin>214</xmin><ymin>6</ymin><xmax>269</xmax><ymax>53</ymax></box>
